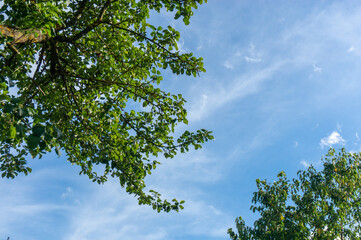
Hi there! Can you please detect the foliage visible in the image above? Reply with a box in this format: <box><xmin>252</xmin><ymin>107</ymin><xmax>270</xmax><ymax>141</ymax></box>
<box><xmin>228</xmin><ymin>149</ymin><xmax>361</xmax><ymax>239</ymax></box>
<box><xmin>0</xmin><ymin>0</ymin><xmax>212</xmax><ymax>212</ymax></box>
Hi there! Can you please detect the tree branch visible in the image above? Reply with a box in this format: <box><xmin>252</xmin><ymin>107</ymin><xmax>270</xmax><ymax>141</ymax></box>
<box><xmin>62</xmin><ymin>0</ymin><xmax>90</xmax><ymax>29</ymax></box>
<box><xmin>58</xmin><ymin>0</ymin><xmax>112</xmax><ymax>43</ymax></box>
<box><xmin>101</xmin><ymin>21</ymin><xmax>201</xmax><ymax>72</ymax></box>
<box><xmin>0</xmin><ymin>25</ymin><xmax>49</xmax><ymax>44</ymax></box>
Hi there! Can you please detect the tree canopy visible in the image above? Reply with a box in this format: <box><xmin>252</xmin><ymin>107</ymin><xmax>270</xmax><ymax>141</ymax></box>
<box><xmin>228</xmin><ymin>149</ymin><xmax>361</xmax><ymax>239</ymax></box>
<box><xmin>0</xmin><ymin>0</ymin><xmax>213</xmax><ymax>212</ymax></box>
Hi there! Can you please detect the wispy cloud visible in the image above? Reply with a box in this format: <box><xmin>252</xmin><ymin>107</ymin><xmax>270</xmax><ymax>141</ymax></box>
<box><xmin>57</xmin><ymin>145</ymin><xmax>231</xmax><ymax>240</ymax></box>
<box><xmin>300</xmin><ymin>160</ymin><xmax>310</xmax><ymax>168</ymax></box>
<box><xmin>223</xmin><ymin>60</ymin><xmax>234</xmax><ymax>69</ymax></box>
<box><xmin>188</xmin><ymin>60</ymin><xmax>286</xmax><ymax>122</ymax></box>
<box><xmin>281</xmin><ymin>2</ymin><xmax>361</xmax><ymax>62</ymax></box>
<box><xmin>320</xmin><ymin>131</ymin><xmax>346</xmax><ymax>149</ymax></box>
<box><xmin>244</xmin><ymin>56</ymin><xmax>262</xmax><ymax>63</ymax></box>
<box><xmin>300</xmin><ymin>158</ymin><xmax>323</xmax><ymax>169</ymax></box>
<box><xmin>61</xmin><ymin>187</ymin><xmax>73</xmax><ymax>199</ymax></box>
<box><xmin>64</xmin><ymin>179</ymin><xmax>232</xmax><ymax>240</ymax></box>
<box><xmin>186</xmin><ymin>3</ymin><xmax>361</xmax><ymax>124</ymax></box>
<box><xmin>151</xmin><ymin>150</ymin><xmax>223</xmax><ymax>184</ymax></box>
<box><xmin>244</xmin><ymin>43</ymin><xmax>262</xmax><ymax>63</ymax></box>
<box><xmin>0</xmin><ymin>155</ymin><xmax>232</xmax><ymax>240</ymax></box>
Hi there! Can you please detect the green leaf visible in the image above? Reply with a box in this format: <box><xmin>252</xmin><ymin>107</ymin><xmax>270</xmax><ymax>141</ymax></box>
<box><xmin>0</xmin><ymin>94</ymin><xmax>10</xmax><ymax>101</ymax></box>
<box><xmin>27</xmin><ymin>135</ymin><xmax>41</xmax><ymax>150</ymax></box>
<box><xmin>3</xmin><ymin>104</ymin><xmax>13</xmax><ymax>113</ymax></box>
<box><xmin>32</xmin><ymin>126</ymin><xmax>45</xmax><ymax>137</ymax></box>
<box><xmin>9</xmin><ymin>126</ymin><xmax>16</xmax><ymax>139</ymax></box>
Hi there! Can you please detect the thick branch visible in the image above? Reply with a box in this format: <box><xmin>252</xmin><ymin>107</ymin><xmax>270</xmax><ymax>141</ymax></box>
<box><xmin>0</xmin><ymin>25</ymin><xmax>49</xmax><ymax>43</ymax></box>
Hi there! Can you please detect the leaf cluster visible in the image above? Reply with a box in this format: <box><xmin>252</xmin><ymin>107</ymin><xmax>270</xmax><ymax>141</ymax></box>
<box><xmin>0</xmin><ymin>0</ymin><xmax>212</xmax><ymax>212</ymax></box>
<box><xmin>228</xmin><ymin>149</ymin><xmax>361</xmax><ymax>239</ymax></box>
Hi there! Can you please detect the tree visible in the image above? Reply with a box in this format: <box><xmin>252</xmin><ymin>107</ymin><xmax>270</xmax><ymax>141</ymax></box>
<box><xmin>0</xmin><ymin>0</ymin><xmax>213</xmax><ymax>212</ymax></box>
<box><xmin>228</xmin><ymin>149</ymin><xmax>361</xmax><ymax>239</ymax></box>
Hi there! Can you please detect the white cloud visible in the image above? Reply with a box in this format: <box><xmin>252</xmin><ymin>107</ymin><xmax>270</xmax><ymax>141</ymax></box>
<box><xmin>300</xmin><ymin>159</ymin><xmax>323</xmax><ymax>168</ymax></box>
<box><xmin>300</xmin><ymin>160</ymin><xmax>310</xmax><ymax>168</ymax></box>
<box><xmin>320</xmin><ymin>131</ymin><xmax>345</xmax><ymax>149</ymax></box>
<box><xmin>223</xmin><ymin>60</ymin><xmax>234</xmax><ymax>69</ymax></box>
<box><xmin>312</xmin><ymin>64</ymin><xmax>322</xmax><ymax>73</ymax></box>
<box><xmin>61</xmin><ymin>187</ymin><xmax>73</xmax><ymax>199</ymax></box>
<box><xmin>244</xmin><ymin>56</ymin><xmax>262</xmax><ymax>63</ymax></box>
<box><xmin>348</xmin><ymin>46</ymin><xmax>355</xmax><ymax>52</ymax></box>
<box><xmin>244</xmin><ymin>43</ymin><xmax>262</xmax><ymax>63</ymax></box>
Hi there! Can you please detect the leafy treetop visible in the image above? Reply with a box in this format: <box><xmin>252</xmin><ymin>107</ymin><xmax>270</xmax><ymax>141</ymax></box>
<box><xmin>228</xmin><ymin>149</ymin><xmax>361</xmax><ymax>239</ymax></box>
<box><xmin>0</xmin><ymin>0</ymin><xmax>212</xmax><ymax>212</ymax></box>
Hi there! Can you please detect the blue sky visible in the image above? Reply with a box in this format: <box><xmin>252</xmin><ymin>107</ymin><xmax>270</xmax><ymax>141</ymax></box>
<box><xmin>3</xmin><ymin>1</ymin><xmax>361</xmax><ymax>239</ymax></box>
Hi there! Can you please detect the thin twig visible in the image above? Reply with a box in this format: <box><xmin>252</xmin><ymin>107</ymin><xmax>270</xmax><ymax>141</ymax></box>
<box><xmin>60</xmin><ymin>0</ymin><xmax>112</xmax><ymax>43</ymax></box>
<box><xmin>101</xmin><ymin>21</ymin><xmax>200</xmax><ymax>72</ymax></box>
